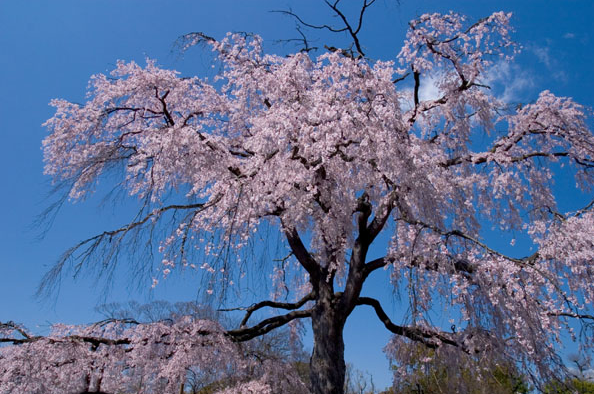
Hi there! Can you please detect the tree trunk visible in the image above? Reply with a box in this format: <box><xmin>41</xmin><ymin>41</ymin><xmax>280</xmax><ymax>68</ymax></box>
<box><xmin>309</xmin><ymin>290</ymin><xmax>346</xmax><ymax>394</ymax></box>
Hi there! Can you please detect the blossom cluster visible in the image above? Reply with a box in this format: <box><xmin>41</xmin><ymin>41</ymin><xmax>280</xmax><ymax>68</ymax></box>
<box><xmin>0</xmin><ymin>318</ymin><xmax>306</xmax><ymax>393</ymax></box>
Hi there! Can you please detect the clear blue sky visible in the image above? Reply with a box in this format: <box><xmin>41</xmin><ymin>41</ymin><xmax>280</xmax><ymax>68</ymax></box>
<box><xmin>1</xmin><ymin>0</ymin><xmax>593</xmax><ymax>389</ymax></box>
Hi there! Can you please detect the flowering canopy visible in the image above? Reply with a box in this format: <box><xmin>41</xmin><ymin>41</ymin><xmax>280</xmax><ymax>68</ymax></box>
<box><xmin>0</xmin><ymin>319</ymin><xmax>305</xmax><ymax>393</ymax></box>
<box><xmin>4</xmin><ymin>9</ymin><xmax>594</xmax><ymax>393</ymax></box>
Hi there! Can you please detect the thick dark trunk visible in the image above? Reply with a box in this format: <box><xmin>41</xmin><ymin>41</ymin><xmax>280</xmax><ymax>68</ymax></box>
<box><xmin>283</xmin><ymin>224</ymin><xmax>370</xmax><ymax>393</ymax></box>
<box><xmin>309</xmin><ymin>292</ymin><xmax>346</xmax><ymax>394</ymax></box>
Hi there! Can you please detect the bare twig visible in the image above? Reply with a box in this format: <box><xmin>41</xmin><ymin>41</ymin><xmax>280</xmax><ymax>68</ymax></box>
<box><xmin>273</xmin><ymin>0</ymin><xmax>380</xmax><ymax>58</ymax></box>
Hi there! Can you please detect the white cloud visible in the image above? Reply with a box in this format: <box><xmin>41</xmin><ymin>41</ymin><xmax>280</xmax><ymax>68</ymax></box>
<box><xmin>397</xmin><ymin>62</ymin><xmax>535</xmax><ymax>108</ymax></box>
<box><xmin>532</xmin><ymin>46</ymin><xmax>552</xmax><ymax>69</ymax></box>
<box><xmin>397</xmin><ymin>56</ymin><xmax>545</xmax><ymax>108</ymax></box>
<box><xmin>563</xmin><ymin>32</ymin><xmax>576</xmax><ymax>39</ymax></box>
<box><xmin>529</xmin><ymin>45</ymin><xmax>568</xmax><ymax>82</ymax></box>
<box><xmin>418</xmin><ymin>71</ymin><xmax>443</xmax><ymax>102</ymax></box>
<box><xmin>483</xmin><ymin>61</ymin><xmax>535</xmax><ymax>103</ymax></box>
<box><xmin>396</xmin><ymin>70</ymin><xmax>444</xmax><ymax>112</ymax></box>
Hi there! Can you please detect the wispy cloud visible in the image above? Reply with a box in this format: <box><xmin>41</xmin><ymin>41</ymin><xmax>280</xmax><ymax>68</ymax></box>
<box><xmin>532</xmin><ymin>46</ymin><xmax>552</xmax><ymax>69</ymax></box>
<box><xmin>396</xmin><ymin>69</ymin><xmax>445</xmax><ymax>111</ymax></box>
<box><xmin>397</xmin><ymin>62</ymin><xmax>535</xmax><ymax>109</ymax></box>
<box><xmin>563</xmin><ymin>32</ymin><xmax>576</xmax><ymax>39</ymax></box>
<box><xmin>483</xmin><ymin>61</ymin><xmax>535</xmax><ymax>103</ymax></box>
<box><xmin>418</xmin><ymin>71</ymin><xmax>443</xmax><ymax>102</ymax></box>
<box><xmin>529</xmin><ymin>45</ymin><xmax>568</xmax><ymax>82</ymax></box>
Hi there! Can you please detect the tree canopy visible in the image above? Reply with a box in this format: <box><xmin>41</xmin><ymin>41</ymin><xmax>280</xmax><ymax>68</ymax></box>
<box><xmin>2</xmin><ymin>2</ymin><xmax>593</xmax><ymax>393</ymax></box>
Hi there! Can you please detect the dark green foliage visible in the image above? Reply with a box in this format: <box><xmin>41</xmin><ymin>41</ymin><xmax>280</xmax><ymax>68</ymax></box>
<box><xmin>543</xmin><ymin>378</ymin><xmax>594</xmax><ymax>394</ymax></box>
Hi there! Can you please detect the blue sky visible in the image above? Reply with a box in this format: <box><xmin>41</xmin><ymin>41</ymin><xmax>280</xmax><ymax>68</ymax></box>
<box><xmin>1</xmin><ymin>0</ymin><xmax>593</xmax><ymax>389</ymax></box>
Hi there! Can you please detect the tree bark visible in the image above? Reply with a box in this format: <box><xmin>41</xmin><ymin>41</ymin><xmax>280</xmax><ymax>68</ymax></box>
<box><xmin>309</xmin><ymin>286</ymin><xmax>346</xmax><ymax>394</ymax></box>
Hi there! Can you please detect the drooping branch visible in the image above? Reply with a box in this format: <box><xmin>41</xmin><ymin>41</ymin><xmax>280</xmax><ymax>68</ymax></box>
<box><xmin>575</xmin><ymin>197</ymin><xmax>594</xmax><ymax>217</ymax></box>
<box><xmin>356</xmin><ymin>297</ymin><xmax>469</xmax><ymax>351</ymax></box>
<box><xmin>395</xmin><ymin>216</ymin><xmax>538</xmax><ymax>266</ymax></box>
<box><xmin>442</xmin><ymin>150</ymin><xmax>585</xmax><ymax>168</ymax></box>
<box><xmin>549</xmin><ymin>312</ymin><xmax>594</xmax><ymax>321</ymax></box>
<box><xmin>0</xmin><ymin>332</ymin><xmax>130</xmax><ymax>347</ymax></box>
<box><xmin>1</xmin><ymin>318</ymin><xmax>223</xmax><ymax>349</ymax></box>
<box><xmin>37</xmin><ymin>199</ymin><xmax>220</xmax><ymax>297</ymax></box>
<box><xmin>0</xmin><ymin>321</ymin><xmax>32</xmax><ymax>340</ymax></box>
<box><xmin>362</xmin><ymin>254</ymin><xmax>476</xmax><ymax>279</ymax></box>
<box><xmin>80</xmin><ymin>201</ymin><xmax>214</xmax><ymax>244</ymax></box>
<box><xmin>535</xmin><ymin>197</ymin><xmax>594</xmax><ymax>223</ymax></box>
<box><xmin>389</xmin><ymin>215</ymin><xmax>588</xmax><ymax>314</ymax></box>
<box><xmin>440</xmin><ymin>92</ymin><xmax>594</xmax><ymax>170</ymax></box>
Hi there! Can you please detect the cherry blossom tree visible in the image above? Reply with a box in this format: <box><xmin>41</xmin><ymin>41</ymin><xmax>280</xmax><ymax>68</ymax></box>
<box><xmin>3</xmin><ymin>1</ymin><xmax>594</xmax><ymax>393</ymax></box>
<box><xmin>0</xmin><ymin>318</ymin><xmax>306</xmax><ymax>393</ymax></box>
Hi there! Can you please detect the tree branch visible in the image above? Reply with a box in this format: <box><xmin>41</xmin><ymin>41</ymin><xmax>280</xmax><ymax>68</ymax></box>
<box><xmin>356</xmin><ymin>297</ymin><xmax>467</xmax><ymax>351</ymax></box>
<box><xmin>362</xmin><ymin>256</ymin><xmax>391</xmax><ymax>277</ymax></box>
<box><xmin>271</xmin><ymin>9</ymin><xmax>348</xmax><ymax>34</ymax></box>
<box><xmin>274</xmin><ymin>24</ymin><xmax>319</xmax><ymax>53</ymax></box>
<box><xmin>37</xmin><ymin>199</ymin><xmax>220</xmax><ymax>298</ymax></box>
<box><xmin>392</xmin><ymin>71</ymin><xmax>410</xmax><ymax>84</ymax></box>
<box><xmin>339</xmin><ymin>191</ymin><xmax>394</xmax><ymax>314</ymax></box>
<box><xmin>226</xmin><ymin>309</ymin><xmax>313</xmax><ymax>342</ymax></box>
<box><xmin>338</xmin><ymin>195</ymin><xmax>372</xmax><ymax>314</ymax></box>
<box><xmin>366</xmin><ymin>191</ymin><xmax>397</xmax><ymax>242</ymax></box>
<box><xmin>323</xmin><ymin>0</ymin><xmax>371</xmax><ymax>57</ymax></box>
<box><xmin>155</xmin><ymin>88</ymin><xmax>175</xmax><ymax>126</ymax></box>
<box><xmin>355</xmin><ymin>192</ymin><xmax>373</xmax><ymax>239</ymax></box>
<box><xmin>396</xmin><ymin>216</ymin><xmax>538</xmax><ymax>266</ymax></box>
<box><xmin>282</xmin><ymin>224</ymin><xmax>320</xmax><ymax>281</ymax></box>
<box><xmin>413</xmin><ymin>68</ymin><xmax>420</xmax><ymax>107</ymax></box>
<box><xmin>274</xmin><ymin>0</ymin><xmax>378</xmax><ymax>58</ymax></box>
<box><xmin>0</xmin><ymin>319</ymin><xmax>214</xmax><ymax>350</ymax></box>
<box><xmin>362</xmin><ymin>254</ymin><xmax>476</xmax><ymax>279</ymax></box>
<box><xmin>0</xmin><ymin>321</ymin><xmax>32</xmax><ymax>340</ymax></box>
<box><xmin>442</xmin><ymin>151</ymin><xmax>574</xmax><ymax>168</ymax></box>
<box><xmin>549</xmin><ymin>312</ymin><xmax>594</xmax><ymax>321</ymax></box>
<box><xmin>575</xmin><ymin>197</ymin><xmax>594</xmax><ymax>217</ymax></box>
<box><xmin>0</xmin><ymin>333</ymin><xmax>130</xmax><ymax>347</ymax></box>
<box><xmin>219</xmin><ymin>291</ymin><xmax>316</xmax><ymax>328</ymax></box>
<box><xmin>83</xmin><ymin>201</ymin><xmax>214</xmax><ymax>242</ymax></box>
